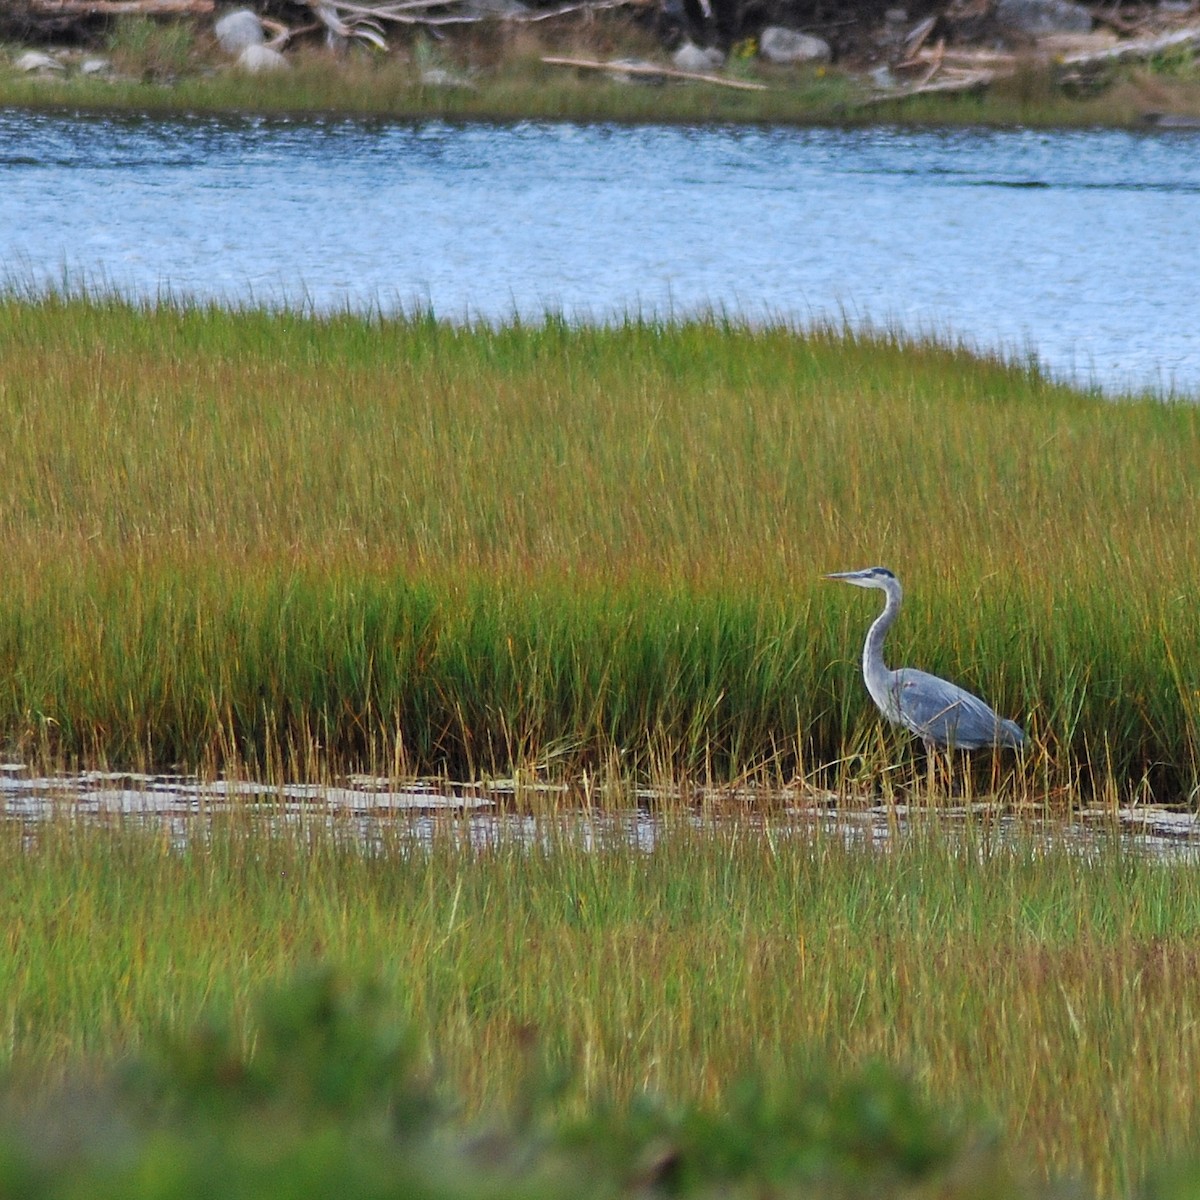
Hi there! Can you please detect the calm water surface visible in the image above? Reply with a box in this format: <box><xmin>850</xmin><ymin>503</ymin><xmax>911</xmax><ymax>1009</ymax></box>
<box><xmin>1</xmin><ymin>112</ymin><xmax>1198</xmax><ymax>395</ymax></box>
<box><xmin>3</xmin><ymin>768</ymin><xmax>1197</xmax><ymax>860</ymax></box>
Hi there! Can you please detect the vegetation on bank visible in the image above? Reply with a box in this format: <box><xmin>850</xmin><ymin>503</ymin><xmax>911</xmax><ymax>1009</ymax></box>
<box><xmin>0</xmin><ymin>294</ymin><xmax>1198</xmax><ymax>794</ymax></box>
<box><xmin>1</xmin><ymin>14</ymin><xmax>1199</xmax><ymax>126</ymax></box>
<box><xmin>5</xmin><ymin>812</ymin><xmax>1200</xmax><ymax>1197</ymax></box>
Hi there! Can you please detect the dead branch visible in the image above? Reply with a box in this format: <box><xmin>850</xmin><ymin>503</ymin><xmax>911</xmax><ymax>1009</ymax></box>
<box><xmin>308</xmin><ymin>0</ymin><xmax>387</xmax><ymax>48</ymax></box>
<box><xmin>915</xmin><ymin>37</ymin><xmax>945</xmax><ymax>86</ymax></box>
<box><xmin>1057</xmin><ymin>22</ymin><xmax>1200</xmax><ymax>66</ymax></box>
<box><xmin>901</xmin><ymin>14</ymin><xmax>937</xmax><ymax>61</ymax></box>
<box><xmin>21</xmin><ymin>0</ymin><xmax>212</xmax><ymax>12</ymax></box>
<box><xmin>541</xmin><ymin>54</ymin><xmax>768</xmax><ymax>90</ymax></box>
<box><xmin>321</xmin><ymin>0</ymin><xmax>643</xmax><ymax>21</ymax></box>
<box><xmin>523</xmin><ymin>0</ymin><xmax>653</xmax><ymax>21</ymax></box>
<box><xmin>860</xmin><ymin>68</ymin><xmax>995</xmax><ymax>105</ymax></box>
<box><xmin>903</xmin><ymin>45</ymin><xmax>1017</xmax><ymax>70</ymax></box>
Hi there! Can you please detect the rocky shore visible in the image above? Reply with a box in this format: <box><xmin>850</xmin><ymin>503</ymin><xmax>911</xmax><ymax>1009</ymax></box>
<box><xmin>2</xmin><ymin>0</ymin><xmax>1198</xmax><ymax>119</ymax></box>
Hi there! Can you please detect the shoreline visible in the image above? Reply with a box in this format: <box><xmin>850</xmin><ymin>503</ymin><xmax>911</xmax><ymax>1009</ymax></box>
<box><xmin>3</xmin><ymin>11</ymin><xmax>1200</xmax><ymax>128</ymax></box>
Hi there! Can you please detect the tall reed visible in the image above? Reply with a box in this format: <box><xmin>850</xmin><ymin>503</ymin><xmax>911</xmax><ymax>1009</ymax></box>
<box><xmin>0</xmin><ymin>295</ymin><xmax>1198</xmax><ymax>793</ymax></box>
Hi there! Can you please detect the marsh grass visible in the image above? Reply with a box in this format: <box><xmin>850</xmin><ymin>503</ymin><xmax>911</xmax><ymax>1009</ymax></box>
<box><xmin>103</xmin><ymin>14</ymin><xmax>198</xmax><ymax>81</ymax></box>
<box><xmin>4</xmin><ymin>810</ymin><xmax>1200</xmax><ymax>1195</ymax></box>
<box><xmin>0</xmin><ymin>295</ymin><xmax>1198</xmax><ymax>793</ymax></box>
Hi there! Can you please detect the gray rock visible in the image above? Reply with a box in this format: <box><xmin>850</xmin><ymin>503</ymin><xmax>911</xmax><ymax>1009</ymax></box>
<box><xmin>994</xmin><ymin>0</ymin><xmax>1092</xmax><ymax>35</ymax></box>
<box><xmin>80</xmin><ymin>57</ymin><xmax>114</xmax><ymax>76</ymax></box>
<box><xmin>215</xmin><ymin>9</ymin><xmax>265</xmax><ymax>55</ymax></box>
<box><xmin>758</xmin><ymin>26</ymin><xmax>832</xmax><ymax>66</ymax></box>
<box><xmin>14</xmin><ymin>51</ymin><xmax>65</xmax><ymax>74</ymax></box>
<box><xmin>672</xmin><ymin>42</ymin><xmax>725</xmax><ymax>72</ymax></box>
<box><xmin>235</xmin><ymin>44</ymin><xmax>288</xmax><ymax>73</ymax></box>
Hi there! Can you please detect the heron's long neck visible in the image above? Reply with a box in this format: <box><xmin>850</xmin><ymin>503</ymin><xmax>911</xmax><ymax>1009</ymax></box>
<box><xmin>863</xmin><ymin>580</ymin><xmax>902</xmax><ymax>699</ymax></box>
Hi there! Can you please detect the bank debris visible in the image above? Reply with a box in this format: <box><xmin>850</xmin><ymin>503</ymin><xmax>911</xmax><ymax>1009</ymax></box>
<box><xmin>869</xmin><ymin>13</ymin><xmax>1200</xmax><ymax>103</ymax></box>
<box><xmin>4</xmin><ymin>0</ymin><xmax>1200</xmax><ymax>103</ymax></box>
<box><xmin>5</xmin><ymin>0</ymin><xmax>213</xmax><ymax>30</ymax></box>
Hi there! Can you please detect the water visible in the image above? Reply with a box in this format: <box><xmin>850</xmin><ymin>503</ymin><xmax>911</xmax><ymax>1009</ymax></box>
<box><xmin>3</xmin><ymin>766</ymin><xmax>1197</xmax><ymax>861</ymax></box>
<box><xmin>1</xmin><ymin>112</ymin><xmax>1198</xmax><ymax>395</ymax></box>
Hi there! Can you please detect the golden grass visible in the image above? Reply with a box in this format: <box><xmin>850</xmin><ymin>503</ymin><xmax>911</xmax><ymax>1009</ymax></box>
<box><xmin>0</xmin><ymin>295</ymin><xmax>1197</xmax><ymax>793</ymax></box>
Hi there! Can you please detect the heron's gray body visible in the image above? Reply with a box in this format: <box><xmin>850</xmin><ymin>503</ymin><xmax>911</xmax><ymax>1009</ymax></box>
<box><xmin>827</xmin><ymin>566</ymin><xmax>1025</xmax><ymax>753</ymax></box>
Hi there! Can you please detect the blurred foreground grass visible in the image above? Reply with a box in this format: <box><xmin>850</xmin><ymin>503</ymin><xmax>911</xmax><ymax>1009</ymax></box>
<box><xmin>5</xmin><ymin>813</ymin><xmax>1200</xmax><ymax>1196</ymax></box>
<box><xmin>0</xmin><ymin>964</ymin><xmax>1015</xmax><ymax>1200</ymax></box>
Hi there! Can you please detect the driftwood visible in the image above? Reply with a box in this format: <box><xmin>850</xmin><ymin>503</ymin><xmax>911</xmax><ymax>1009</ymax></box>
<box><xmin>1058</xmin><ymin>22</ymin><xmax>1200</xmax><ymax>67</ymax></box>
<box><xmin>861</xmin><ymin>67</ymin><xmax>994</xmax><ymax>104</ymax></box>
<box><xmin>901</xmin><ymin>14</ymin><xmax>937</xmax><ymax>60</ymax></box>
<box><xmin>879</xmin><ymin>15</ymin><xmax>1200</xmax><ymax>104</ymax></box>
<box><xmin>914</xmin><ymin>36</ymin><xmax>945</xmax><ymax>86</ymax></box>
<box><xmin>292</xmin><ymin>0</ymin><xmax>647</xmax><ymax>37</ymax></box>
<box><xmin>308</xmin><ymin>0</ymin><xmax>387</xmax><ymax>48</ymax></box>
<box><xmin>541</xmin><ymin>54</ymin><xmax>769</xmax><ymax>90</ymax></box>
<box><xmin>21</xmin><ymin>0</ymin><xmax>211</xmax><ymax>12</ymax></box>
<box><xmin>898</xmin><ymin>69</ymin><xmax>994</xmax><ymax>94</ymax></box>
<box><xmin>903</xmin><ymin>45</ymin><xmax>1018</xmax><ymax>70</ymax></box>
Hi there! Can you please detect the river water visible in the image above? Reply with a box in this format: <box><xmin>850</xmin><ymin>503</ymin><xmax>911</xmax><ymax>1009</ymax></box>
<box><xmin>2</xmin><ymin>112</ymin><xmax>1198</xmax><ymax>396</ymax></box>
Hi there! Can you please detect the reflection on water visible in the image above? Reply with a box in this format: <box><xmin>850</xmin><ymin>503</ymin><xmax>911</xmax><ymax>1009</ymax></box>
<box><xmin>3</xmin><ymin>764</ymin><xmax>1198</xmax><ymax>861</ymax></box>
<box><xmin>1</xmin><ymin>113</ymin><xmax>1198</xmax><ymax>395</ymax></box>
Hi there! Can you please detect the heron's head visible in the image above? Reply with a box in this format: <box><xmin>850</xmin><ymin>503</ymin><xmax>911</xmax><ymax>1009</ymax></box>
<box><xmin>824</xmin><ymin>567</ymin><xmax>898</xmax><ymax>591</ymax></box>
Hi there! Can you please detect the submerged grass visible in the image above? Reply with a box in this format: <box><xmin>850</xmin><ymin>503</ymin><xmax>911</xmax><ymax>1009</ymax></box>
<box><xmin>4</xmin><ymin>811</ymin><xmax>1200</xmax><ymax>1196</ymax></box>
<box><xmin>0</xmin><ymin>294</ymin><xmax>1199</xmax><ymax>792</ymax></box>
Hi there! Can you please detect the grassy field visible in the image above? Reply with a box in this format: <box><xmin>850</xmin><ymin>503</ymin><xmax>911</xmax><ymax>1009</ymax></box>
<box><xmin>0</xmin><ymin>294</ymin><xmax>1198</xmax><ymax>796</ymax></box>
<box><xmin>3</xmin><ymin>810</ymin><xmax>1200</xmax><ymax>1197</ymax></box>
<box><xmin>3</xmin><ymin>295</ymin><xmax>1200</xmax><ymax>1197</ymax></box>
<box><xmin>2</xmin><ymin>16</ymin><xmax>1199</xmax><ymax>127</ymax></box>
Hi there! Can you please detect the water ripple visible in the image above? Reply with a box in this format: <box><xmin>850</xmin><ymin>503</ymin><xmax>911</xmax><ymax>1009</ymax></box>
<box><xmin>1</xmin><ymin>113</ymin><xmax>1198</xmax><ymax>395</ymax></box>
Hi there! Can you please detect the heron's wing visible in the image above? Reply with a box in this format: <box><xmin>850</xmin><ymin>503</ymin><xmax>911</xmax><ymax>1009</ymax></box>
<box><xmin>892</xmin><ymin>668</ymin><xmax>1023</xmax><ymax>750</ymax></box>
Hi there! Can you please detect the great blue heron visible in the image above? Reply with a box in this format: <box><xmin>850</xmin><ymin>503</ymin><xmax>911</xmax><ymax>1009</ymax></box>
<box><xmin>825</xmin><ymin>567</ymin><xmax>1025</xmax><ymax>753</ymax></box>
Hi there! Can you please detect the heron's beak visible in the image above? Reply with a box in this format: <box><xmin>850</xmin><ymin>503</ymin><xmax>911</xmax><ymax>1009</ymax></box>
<box><xmin>823</xmin><ymin>570</ymin><xmax>874</xmax><ymax>588</ymax></box>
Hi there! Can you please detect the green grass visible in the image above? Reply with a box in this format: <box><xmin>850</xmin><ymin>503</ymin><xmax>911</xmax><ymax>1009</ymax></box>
<box><xmin>0</xmin><ymin>294</ymin><xmax>1198</xmax><ymax>794</ymax></box>
<box><xmin>4</xmin><ymin>812</ymin><xmax>1200</xmax><ymax>1196</ymax></box>
<box><xmin>0</xmin><ymin>961</ymin><xmax>1012</xmax><ymax>1200</ymax></box>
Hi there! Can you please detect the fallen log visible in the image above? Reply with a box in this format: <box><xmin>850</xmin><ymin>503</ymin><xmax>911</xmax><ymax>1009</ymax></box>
<box><xmin>23</xmin><ymin>0</ymin><xmax>211</xmax><ymax>12</ymax></box>
<box><xmin>317</xmin><ymin>0</ymin><xmax>645</xmax><ymax>23</ymax></box>
<box><xmin>902</xmin><ymin>45</ymin><xmax>1018</xmax><ymax>70</ymax></box>
<box><xmin>1057</xmin><ymin>22</ymin><xmax>1200</xmax><ymax>67</ymax></box>
<box><xmin>860</xmin><ymin>68</ymin><xmax>995</xmax><ymax>105</ymax></box>
<box><xmin>541</xmin><ymin>54</ymin><xmax>769</xmax><ymax>90</ymax></box>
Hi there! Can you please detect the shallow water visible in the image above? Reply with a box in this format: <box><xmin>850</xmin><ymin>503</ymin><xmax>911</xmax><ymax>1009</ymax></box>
<box><xmin>2</xmin><ymin>113</ymin><xmax>1198</xmax><ymax>395</ymax></box>
<box><xmin>3</xmin><ymin>765</ymin><xmax>1197</xmax><ymax>861</ymax></box>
